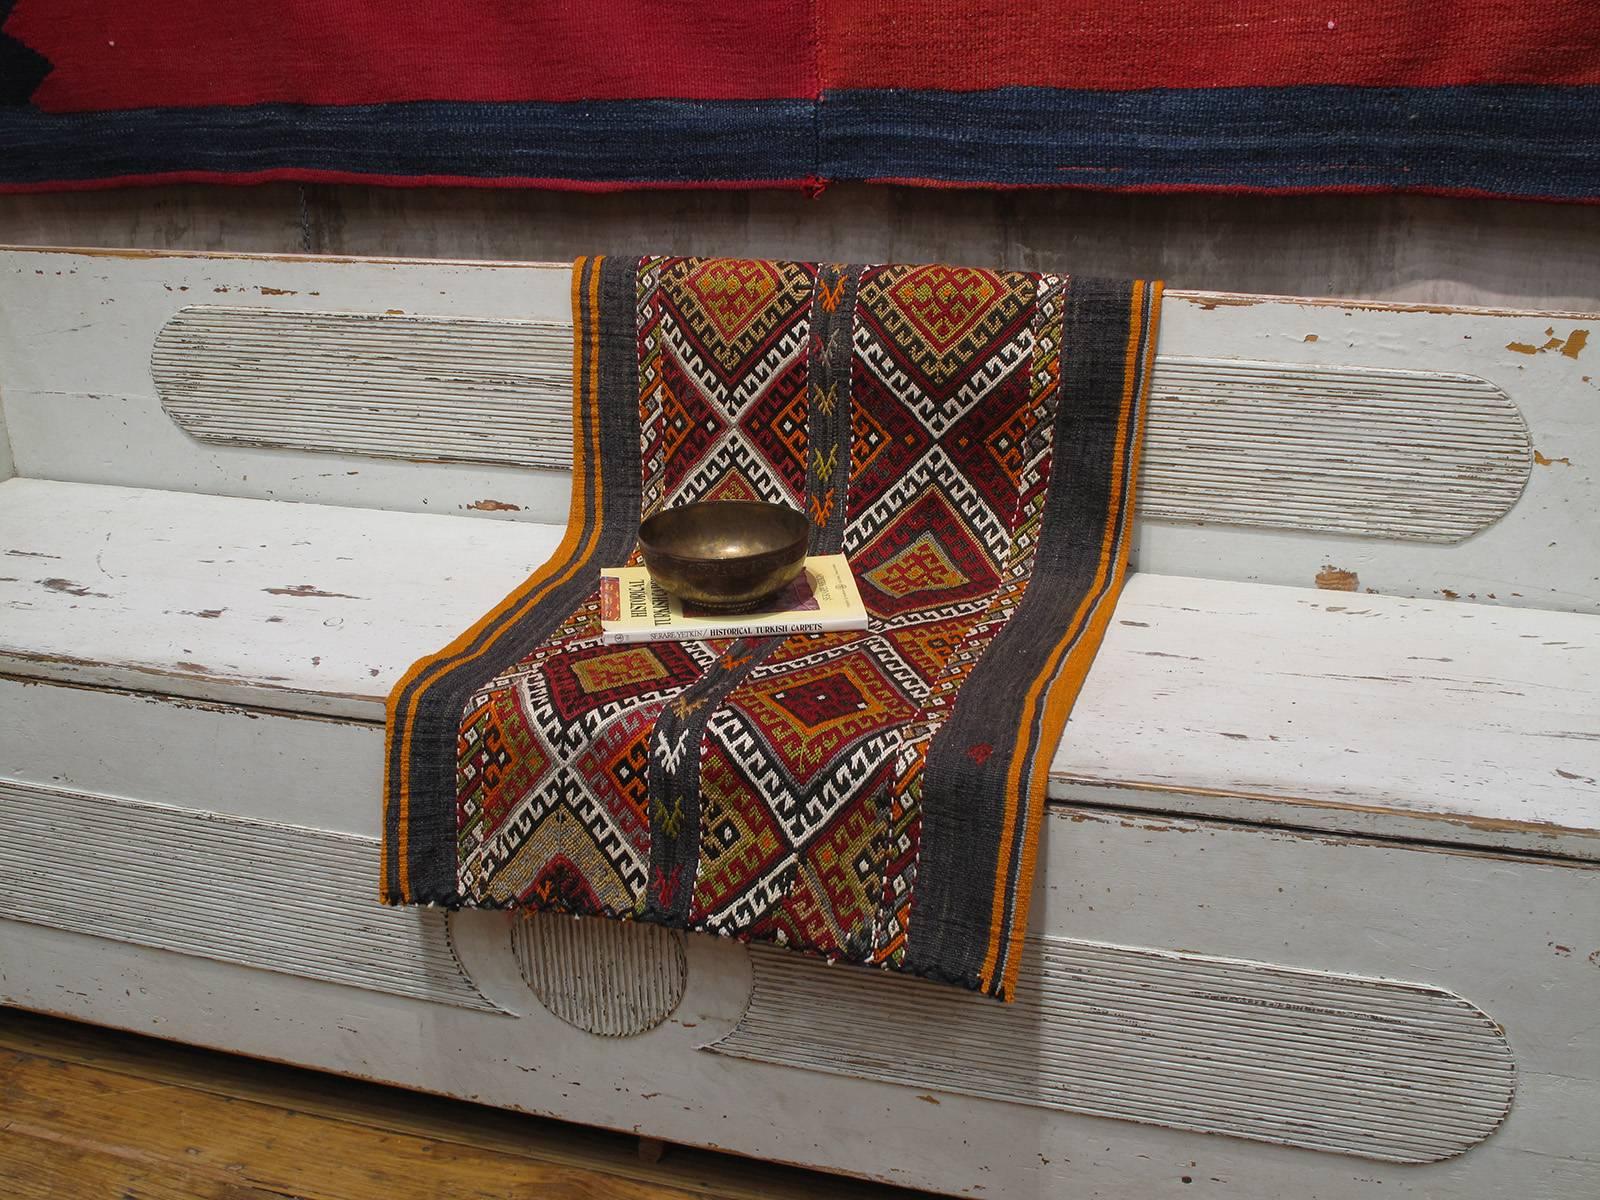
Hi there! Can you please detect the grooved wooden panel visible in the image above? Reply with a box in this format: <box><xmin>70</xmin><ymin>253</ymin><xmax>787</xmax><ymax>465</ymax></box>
<box><xmin>711</xmin><ymin>938</ymin><xmax>1515</xmax><ymax>1164</ymax></box>
<box><xmin>511</xmin><ymin>914</ymin><xmax>687</xmax><ymax>1037</ymax></box>
<box><xmin>1143</xmin><ymin>357</ymin><xmax>1529</xmax><ymax>540</ymax></box>
<box><xmin>0</xmin><ymin>779</ymin><xmax>499</xmax><ymax>1011</ymax></box>
<box><xmin>153</xmin><ymin>307</ymin><xmax>573</xmax><ymax>468</ymax></box>
<box><xmin>152</xmin><ymin>307</ymin><xmax>1531</xmax><ymax>543</ymax></box>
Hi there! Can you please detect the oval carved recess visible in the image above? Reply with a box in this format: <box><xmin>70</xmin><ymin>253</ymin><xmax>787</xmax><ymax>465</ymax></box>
<box><xmin>511</xmin><ymin>913</ymin><xmax>687</xmax><ymax>1037</ymax></box>
<box><xmin>710</xmin><ymin>936</ymin><xmax>1515</xmax><ymax>1164</ymax></box>
<box><xmin>154</xmin><ymin>307</ymin><xmax>1530</xmax><ymax>543</ymax></box>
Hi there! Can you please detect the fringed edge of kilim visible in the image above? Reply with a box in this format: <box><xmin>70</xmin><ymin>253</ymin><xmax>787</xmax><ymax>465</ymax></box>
<box><xmin>381</xmin><ymin>255</ymin><xmax>639</xmax><ymax>906</ymax></box>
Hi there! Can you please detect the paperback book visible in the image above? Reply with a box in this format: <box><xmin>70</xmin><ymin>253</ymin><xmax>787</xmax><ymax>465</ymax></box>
<box><xmin>599</xmin><ymin>554</ymin><xmax>868</xmax><ymax>645</ymax></box>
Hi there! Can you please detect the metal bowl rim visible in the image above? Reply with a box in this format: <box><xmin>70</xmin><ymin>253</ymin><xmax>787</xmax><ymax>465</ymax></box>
<box><xmin>637</xmin><ymin>500</ymin><xmax>809</xmax><ymax>566</ymax></box>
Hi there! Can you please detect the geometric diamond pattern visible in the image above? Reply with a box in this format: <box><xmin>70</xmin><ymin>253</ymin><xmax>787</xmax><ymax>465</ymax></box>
<box><xmin>852</xmin><ymin>490</ymin><xmax>1000</xmax><ymax>618</ymax></box>
<box><xmin>733</xmin><ymin>651</ymin><xmax>917</xmax><ymax>784</ymax></box>
<box><xmin>450</xmin><ymin>256</ymin><xmax>1079</xmax><ymax>990</ymax></box>
<box><xmin>859</xmin><ymin>265</ymin><xmax>1032</xmax><ymax>395</ymax></box>
<box><xmin>648</xmin><ymin>257</ymin><xmax>815</xmax><ymax>513</ymax></box>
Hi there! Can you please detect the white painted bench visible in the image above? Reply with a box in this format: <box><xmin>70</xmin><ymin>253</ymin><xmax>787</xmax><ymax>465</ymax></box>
<box><xmin>1</xmin><ymin>247</ymin><xmax>1597</xmax><ymax>1199</ymax></box>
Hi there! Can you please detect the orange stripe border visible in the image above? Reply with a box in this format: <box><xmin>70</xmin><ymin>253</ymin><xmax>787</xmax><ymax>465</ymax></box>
<box><xmin>380</xmin><ymin>255</ymin><xmax>607</xmax><ymax>902</ymax></box>
<box><xmin>980</xmin><ymin>279</ymin><xmax>1162</xmax><ymax>999</ymax></box>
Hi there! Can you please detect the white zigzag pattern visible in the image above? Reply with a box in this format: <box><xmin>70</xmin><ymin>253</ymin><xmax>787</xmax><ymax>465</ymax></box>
<box><xmin>509</xmin><ymin>634</ymin><xmax>722</xmax><ymax>759</ymax></box>
<box><xmin>875</xmin><ymin>595</ymin><xmax>993</xmax><ymax>633</ymax></box>
<box><xmin>660</xmin><ymin>307</ymin><xmax>809</xmax><ymax>418</ymax></box>
<box><xmin>699</xmin><ymin>852</ymin><xmax>797</xmax><ymax>934</ymax></box>
<box><xmin>844</xmin><ymin>443</ymin><xmax>1011</xmax><ymax>562</ymax></box>
<box><xmin>521</xmin><ymin>672</ymin><xmax>678</xmax><ymax>756</ymax></box>
<box><xmin>738</xmin><ymin>633</ymin><xmax>913</xmax><ymax>688</ymax></box>
<box><xmin>709</xmin><ymin>707</ymin><xmax>900</xmax><ymax>848</ymax></box>
<box><xmin>853</xmin><ymin>319</ymin><xmax>1033</xmax><ymax>437</ymax></box>
<box><xmin>703</xmin><ymin>707</ymin><xmax>790</xmax><ymax>820</ymax></box>
<box><xmin>466</xmin><ymin>763</ymin><xmax>648</xmax><ymax>897</ymax></box>
<box><xmin>670</xmin><ymin>436</ymin><xmax>792</xmax><ymax>509</ymax></box>
<box><xmin>637</xmin><ymin>281</ymin><xmax>667</xmax><ymax>514</ymax></box>
<box><xmin>741</xmin><ymin>633</ymin><xmax>929</xmax><ymax>704</ymax></box>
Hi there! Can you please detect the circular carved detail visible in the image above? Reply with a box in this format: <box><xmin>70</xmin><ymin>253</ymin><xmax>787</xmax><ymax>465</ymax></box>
<box><xmin>511</xmin><ymin>914</ymin><xmax>687</xmax><ymax>1037</ymax></box>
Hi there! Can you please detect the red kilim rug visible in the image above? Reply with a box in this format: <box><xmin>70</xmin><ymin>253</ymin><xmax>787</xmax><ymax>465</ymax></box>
<box><xmin>5</xmin><ymin>4</ymin><xmax>1598</xmax><ymax>198</ymax></box>
<box><xmin>384</xmin><ymin>256</ymin><xmax>1161</xmax><ymax>1000</ymax></box>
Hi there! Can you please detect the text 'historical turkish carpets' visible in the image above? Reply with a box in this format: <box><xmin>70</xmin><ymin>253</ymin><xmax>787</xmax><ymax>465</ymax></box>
<box><xmin>384</xmin><ymin>256</ymin><xmax>1160</xmax><ymax>1000</ymax></box>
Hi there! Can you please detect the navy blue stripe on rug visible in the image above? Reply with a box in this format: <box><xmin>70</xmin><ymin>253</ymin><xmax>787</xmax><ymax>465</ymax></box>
<box><xmin>4</xmin><ymin>85</ymin><xmax>1599</xmax><ymax>197</ymax></box>
<box><xmin>821</xmin><ymin>85</ymin><xmax>1600</xmax><ymax>198</ymax></box>
<box><xmin>0</xmin><ymin>98</ymin><xmax>816</xmax><ymax>185</ymax></box>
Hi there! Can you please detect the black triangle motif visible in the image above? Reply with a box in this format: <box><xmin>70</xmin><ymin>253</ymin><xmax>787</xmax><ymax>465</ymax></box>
<box><xmin>0</xmin><ymin>1</ymin><xmax>52</xmax><ymax>106</ymax></box>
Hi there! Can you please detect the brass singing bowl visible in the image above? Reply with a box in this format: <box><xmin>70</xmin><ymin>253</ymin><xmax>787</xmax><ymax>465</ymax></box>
<box><xmin>638</xmin><ymin>500</ymin><xmax>809</xmax><ymax>612</ymax></box>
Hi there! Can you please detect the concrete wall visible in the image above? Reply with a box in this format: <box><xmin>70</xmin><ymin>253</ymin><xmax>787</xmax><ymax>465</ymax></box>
<box><xmin>4</xmin><ymin>183</ymin><xmax>1600</xmax><ymax>310</ymax></box>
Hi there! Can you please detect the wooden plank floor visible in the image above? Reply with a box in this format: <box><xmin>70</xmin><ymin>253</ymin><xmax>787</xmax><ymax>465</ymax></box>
<box><xmin>0</xmin><ymin>1008</ymin><xmax>937</xmax><ymax>1200</ymax></box>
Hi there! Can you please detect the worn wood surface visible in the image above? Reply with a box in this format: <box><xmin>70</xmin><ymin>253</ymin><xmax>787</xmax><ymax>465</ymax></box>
<box><xmin>4</xmin><ymin>1136</ymin><xmax>289</xmax><ymax>1200</ymax></box>
<box><xmin>7</xmin><ymin>184</ymin><xmax>1600</xmax><ymax>311</ymax></box>
<box><xmin>512</xmin><ymin>915</ymin><xmax>688</xmax><ymax>1038</ymax></box>
<box><xmin>3</xmin><ymin>247</ymin><xmax>1596</xmax><ymax>608</ymax></box>
<box><xmin>0</xmin><ymin>678</ymin><xmax>378</xmax><ymax>836</ymax></box>
<box><xmin>0</xmin><ymin>778</ymin><xmax>498</xmax><ymax>1010</ymax></box>
<box><xmin>715</xmin><ymin>937</ymin><xmax>1515</xmax><ymax>1163</ymax></box>
<box><xmin>0</xmin><ymin>1008</ymin><xmax>929</xmax><ymax>1200</ymax></box>
<box><xmin>0</xmin><ymin>478</ymin><xmax>562</xmax><ymax>718</ymax></box>
<box><xmin>152</xmin><ymin>305</ymin><xmax>1534</xmax><ymax>543</ymax></box>
<box><xmin>1053</xmin><ymin>574</ymin><xmax>1600</xmax><ymax>858</ymax></box>
<box><xmin>6</xmin><ymin>773</ymin><xmax>1597</xmax><ymax>1199</ymax></box>
<box><xmin>1</xmin><ymin>479</ymin><xmax>1593</xmax><ymax>856</ymax></box>
<box><xmin>1</xmin><ymin>235</ymin><xmax>1598</xmax><ymax>1198</ymax></box>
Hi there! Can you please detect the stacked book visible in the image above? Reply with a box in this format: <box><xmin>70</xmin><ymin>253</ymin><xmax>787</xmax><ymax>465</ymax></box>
<box><xmin>599</xmin><ymin>554</ymin><xmax>868</xmax><ymax>645</ymax></box>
